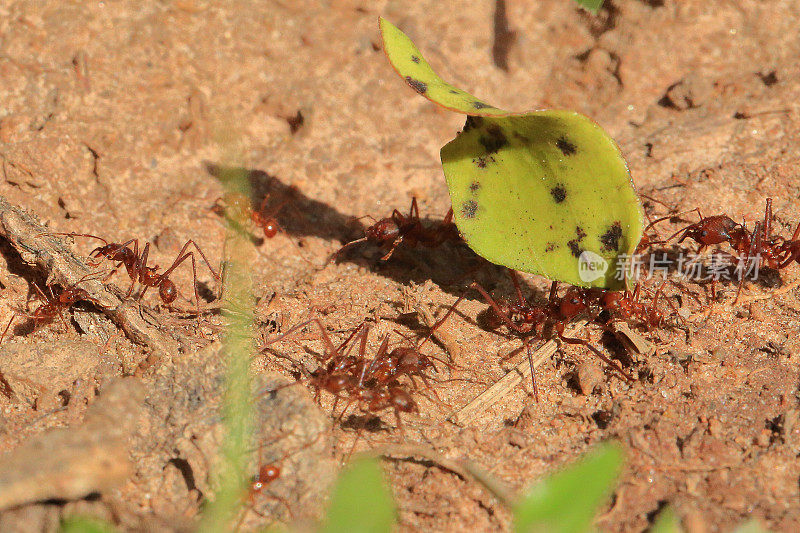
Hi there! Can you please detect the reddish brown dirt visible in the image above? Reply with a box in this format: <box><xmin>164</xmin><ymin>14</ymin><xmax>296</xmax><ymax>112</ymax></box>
<box><xmin>1</xmin><ymin>1</ymin><xmax>800</xmax><ymax>531</ymax></box>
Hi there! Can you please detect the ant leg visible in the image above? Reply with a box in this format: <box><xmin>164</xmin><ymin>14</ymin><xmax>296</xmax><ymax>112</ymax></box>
<box><xmin>442</xmin><ymin>207</ymin><xmax>454</xmax><ymax>225</ymax></box>
<box><xmin>360</xmin><ymin>332</ymin><xmax>388</xmax><ymax>387</ymax></box>
<box><xmin>409</xmin><ymin>197</ymin><xmax>420</xmax><ymax>220</ymax></box>
<box><xmin>526</xmin><ymin>341</ymin><xmax>539</xmax><ymax>403</ymax></box>
<box><xmin>470</xmin><ymin>282</ymin><xmax>529</xmax><ymax>335</ymax></box>
<box><xmin>177</xmin><ymin>240</ymin><xmax>221</xmax><ymax>281</ymax></box>
<box><xmin>0</xmin><ymin>315</ymin><xmax>16</xmax><ymax>344</ymax></box>
<box><xmin>548</xmin><ymin>281</ymin><xmax>559</xmax><ymax>303</ymax></box>
<box><xmin>329</xmin><ymin>237</ymin><xmax>368</xmax><ymax>263</ymax></box>
<box><xmin>134</xmin><ymin>242</ymin><xmax>151</xmax><ymax>299</ymax></box>
<box><xmin>507</xmin><ymin>269</ymin><xmax>526</xmax><ymax>306</ymax></box>
<box><xmin>555</xmin><ymin>323</ymin><xmax>633</xmax><ymax>382</ymax></box>
<box><xmin>763</xmin><ymin>198</ymin><xmax>773</xmax><ymax>241</ymax></box>
<box><xmin>734</xmin><ymin>221</ymin><xmax>765</xmax><ymax>303</ymax></box>
<box><xmin>379</xmin><ymin>235</ymin><xmax>404</xmax><ymax>261</ymax></box>
<box><xmin>414</xmin><ymin>289</ymin><xmax>470</xmax><ymax>354</ymax></box>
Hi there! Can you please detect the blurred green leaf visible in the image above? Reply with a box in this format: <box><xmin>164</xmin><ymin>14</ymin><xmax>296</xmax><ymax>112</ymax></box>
<box><xmin>649</xmin><ymin>506</ymin><xmax>682</xmax><ymax>533</ymax></box>
<box><xmin>575</xmin><ymin>0</ymin><xmax>604</xmax><ymax>13</ymax></box>
<box><xmin>60</xmin><ymin>516</ymin><xmax>117</xmax><ymax>533</ymax></box>
<box><xmin>322</xmin><ymin>456</ymin><xmax>397</xmax><ymax>533</ymax></box>
<box><xmin>733</xmin><ymin>520</ymin><xmax>771</xmax><ymax>533</ymax></box>
<box><xmin>513</xmin><ymin>442</ymin><xmax>624</xmax><ymax>533</ymax></box>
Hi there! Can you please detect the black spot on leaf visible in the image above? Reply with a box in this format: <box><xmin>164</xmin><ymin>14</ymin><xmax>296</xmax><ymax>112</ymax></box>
<box><xmin>411</xmin><ymin>55</ymin><xmax>420</xmax><ymax>63</ymax></box>
<box><xmin>473</xmin><ymin>101</ymin><xmax>495</xmax><ymax>109</ymax></box>
<box><xmin>472</xmin><ymin>155</ymin><xmax>495</xmax><ymax>168</ymax></box>
<box><xmin>479</xmin><ymin>125</ymin><xmax>507</xmax><ymax>154</ymax></box>
<box><xmin>545</xmin><ymin>242</ymin><xmax>557</xmax><ymax>252</ymax></box>
<box><xmin>405</xmin><ymin>76</ymin><xmax>427</xmax><ymax>94</ymax></box>
<box><xmin>469</xmin><ymin>182</ymin><xmax>481</xmax><ymax>193</ymax></box>
<box><xmin>600</xmin><ymin>221</ymin><xmax>623</xmax><ymax>251</ymax></box>
<box><xmin>567</xmin><ymin>226</ymin><xmax>587</xmax><ymax>258</ymax></box>
<box><xmin>556</xmin><ymin>136</ymin><xmax>577</xmax><ymax>156</ymax></box>
<box><xmin>449</xmin><ymin>89</ymin><xmax>459</xmax><ymax>94</ymax></box>
<box><xmin>550</xmin><ymin>184</ymin><xmax>567</xmax><ymax>203</ymax></box>
<box><xmin>461</xmin><ymin>200</ymin><xmax>478</xmax><ymax>218</ymax></box>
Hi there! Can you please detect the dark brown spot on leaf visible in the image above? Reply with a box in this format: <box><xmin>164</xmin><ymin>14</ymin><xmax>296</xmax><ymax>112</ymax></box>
<box><xmin>567</xmin><ymin>226</ymin><xmax>587</xmax><ymax>258</ymax></box>
<box><xmin>556</xmin><ymin>136</ymin><xmax>577</xmax><ymax>156</ymax></box>
<box><xmin>600</xmin><ymin>221</ymin><xmax>623</xmax><ymax>251</ymax></box>
<box><xmin>463</xmin><ymin>116</ymin><xmax>483</xmax><ymax>132</ymax></box>
<box><xmin>479</xmin><ymin>125</ymin><xmax>507</xmax><ymax>154</ymax></box>
<box><xmin>461</xmin><ymin>200</ymin><xmax>478</xmax><ymax>218</ymax></box>
<box><xmin>473</xmin><ymin>101</ymin><xmax>496</xmax><ymax>109</ymax></box>
<box><xmin>411</xmin><ymin>55</ymin><xmax>420</xmax><ymax>63</ymax></box>
<box><xmin>405</xmin><ymin>76</ymin><xmax>427</xmax><ymax>94</ymax></box>
<box><xmin>469</xmin><ymin>182</ymin><xmax>480</xmax><ymax>193</ymax></box>
<box><xmin>545</xmin><ymin>242</ymin><xmax>557</xmax><ymax>252</ymax></box>
<box><xmin>550</xmin><ymin>184</ymin><xmax>567</xmax><ymax>203</ymax></box>
<box><xmin>567</xmin><ymin>241</ymin><xmax>583</xmax><ymax>258</ymax></box>
<box><xmin>449</xmin><ymin>89</ymin><xmax>459</xmax><ymax>94</ymax></box>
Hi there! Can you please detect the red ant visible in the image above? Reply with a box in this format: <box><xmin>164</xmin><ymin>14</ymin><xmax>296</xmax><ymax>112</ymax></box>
<box><xmin>50</xmin><ymin>232</ymin><xmax>220</xmax><ymax>330</ymax></box>
<box><xmin>470</xmin><ymin>273</ymin><xmax>634</xmax><ymax>401</ymax></box>
<box><xmin>0</xmin><ymin>272</ymin><xmax>102</xmax><ymax>343</ymax></box>
<box><xmin>213</xmin><ymin>186</ymin><xmax>299</xmax><ymax>240</ymax></box>
<box><xmin>663</xmin><ymin>199</ymin><xmax>791</xmax><ymax>300</ymax></box>
<box><xmin>334</xmin><ymin>197</ymin><xmax>460</xmax><ymax>261</ymax></box>
<box><xmin>584</xmin><ymin>279</ymin><xmax>692</xmax><ymax>331</ymax></box>
<box><xmin>263</xmin><ymin>314</ymin><xmax>453</xmax><ymax>430</ymax></box>
<box><xmin>235</xmin><ymin>433</ymin><xmax>321</xmax><ymax>531</ymax></box>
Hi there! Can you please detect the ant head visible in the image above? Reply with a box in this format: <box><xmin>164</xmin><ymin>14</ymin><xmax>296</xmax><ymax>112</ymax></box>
<box><xmin>560</xmin><ymin>289</ymin><xmax>587</xmax><ymax>317</ymax></box>
<box><xmin>365</xmin><ymin>218</ymin><xmax>400</xmax><ymax>242</ymax></box>
<box><xmin>601</xmin><ymin>291</ymin><xmax>622</xmax><ymax>309</ymax></box>
<box><xmin>257</xmin><ymin>464</ymin><xmax>281</xmax><ymax>484</ymax></box>
<box><xmin>159</xmin><ymin>280</ymin><xmax>178</xmax><ymax>304</ymax></box>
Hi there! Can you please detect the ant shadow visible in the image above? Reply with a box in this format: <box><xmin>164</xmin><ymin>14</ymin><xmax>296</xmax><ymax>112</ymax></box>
<box><xmin>204</xmin><ymin>162</ymin><xmax>539</xmax><ymax>302</ymax></box>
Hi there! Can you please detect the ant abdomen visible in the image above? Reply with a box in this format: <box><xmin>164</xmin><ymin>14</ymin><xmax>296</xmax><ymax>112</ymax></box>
<box><xmin>159</xmin><ymin>280</ymin><xmax>178</xmax><ymax>304</ymax></box>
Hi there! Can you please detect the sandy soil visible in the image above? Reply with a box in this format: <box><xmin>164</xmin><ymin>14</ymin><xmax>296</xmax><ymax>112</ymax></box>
<box><xmin>1</xmin><ymin>0</ymin><xmax>800</xmax><ymax>531</ymax></box>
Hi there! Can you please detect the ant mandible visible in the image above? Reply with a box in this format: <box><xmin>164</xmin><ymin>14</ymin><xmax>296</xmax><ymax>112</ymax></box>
<box><xmin>50</xmin><ymin>232</ymin><xmax>220</xmax><ymax>330</ymax></box>
<box><xmin>334</xmin><ymin>197</ymin><xmax>459</xmax><ymax>261</ymax></box>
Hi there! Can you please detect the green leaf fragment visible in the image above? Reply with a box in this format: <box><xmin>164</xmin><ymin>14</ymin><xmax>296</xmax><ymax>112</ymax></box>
<box><xmin>513</xmin><ymin>442</ymin><xmax>624</xmax><ymax>533</ymax></box>
<box><xmin>575</xmin><ymin>0</ymin><xmax>604</xmax><ymax>14</ymax></box>
<box><xmin>379</xmin><ymin>16</ymin><xmax>642</xmax><ymax>290</ymax></box>
<box><xmin>322</xmin><ymin>456</ymin><xmax>397</xmax><ymax>533</ymax></box>
<box><xmin>379</xmin><ymin>17</ymin><xmax>509</xmax><ymax>117</ymax></box>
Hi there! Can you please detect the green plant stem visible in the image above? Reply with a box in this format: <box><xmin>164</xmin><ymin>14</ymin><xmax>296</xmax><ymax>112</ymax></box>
<box><xmin>197</xmin><ymin>166</ymin><xmax>255</xmax><ymax>533</ymax></box>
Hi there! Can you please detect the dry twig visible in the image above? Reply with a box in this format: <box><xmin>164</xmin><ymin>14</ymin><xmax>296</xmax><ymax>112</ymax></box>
<box><xmin>0</xmin><ymin>195</ymin><xmax>179</xmax><ymax>370</ymax></box>
<box><xmin>449</xmin><ymin>319</ymin><xmax>589</xmax><ymax>426</ymax></box>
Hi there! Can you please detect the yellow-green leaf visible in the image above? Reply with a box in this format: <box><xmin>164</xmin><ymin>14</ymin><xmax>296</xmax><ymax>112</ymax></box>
<box><xmin>380</xmin><ymin>17</ymin><xmax>643</xmax><ymax>289</ymax></box>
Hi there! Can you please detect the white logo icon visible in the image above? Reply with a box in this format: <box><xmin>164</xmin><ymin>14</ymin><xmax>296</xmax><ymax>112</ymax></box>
<box><xmin>578</xmin><ymin>251</ymin><xmax>608</xmax><ymax>283</ymax></box>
